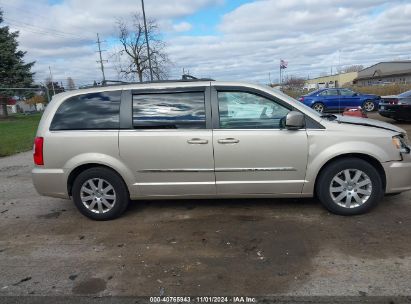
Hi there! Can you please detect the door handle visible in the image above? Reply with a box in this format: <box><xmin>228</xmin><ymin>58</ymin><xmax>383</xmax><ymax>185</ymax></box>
<box><xmin>218</xmin><ymin>138</ymin><xmax>240</xmax><ymax>144</ymax></box>
<box><xmin>187</xmin><ymin>138</ymin><xmax>209</xmax><ymax>144</ymax></box>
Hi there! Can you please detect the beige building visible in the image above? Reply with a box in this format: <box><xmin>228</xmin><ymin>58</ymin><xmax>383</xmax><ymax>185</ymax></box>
<box><xmin>304</xmin><ymin>72</ymin><xmax>358</xmax><ymax>90</ymax></box>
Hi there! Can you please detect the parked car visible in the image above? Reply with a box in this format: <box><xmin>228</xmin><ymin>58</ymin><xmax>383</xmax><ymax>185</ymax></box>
<box><xmin>379</xmin><ymin>89</ymin><xmax>411</xmax><ymax>121</ymax></box>
<box><xmin>298</xmin><ymin>88</ymin><xmax>381</xmax><ymax>113</ymax></box>
<box><xmin>32</xmin><ymin>80</ymin><xmax>411</xmax><ymax>220</ymax></box>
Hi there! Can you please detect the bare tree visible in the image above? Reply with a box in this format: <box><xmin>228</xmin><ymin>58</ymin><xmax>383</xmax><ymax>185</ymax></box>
<box><xmin>338</xmin><ymin>65</ymin><xmax>364</xmax><ymax>73</ymax></box>
<box><xmin>66</xmin><ymin>77</ymin><xmax>75</xmax><ymax>90</ymax></box>
<box><xmin>283</xmin><ymin>76</ymin><xmax>306</xmax><ymax>89</ymax></box>
<box><xmin>115</xmin><ymin>14</ymin><xmax>170</xmax><ymax>82</ymax></box>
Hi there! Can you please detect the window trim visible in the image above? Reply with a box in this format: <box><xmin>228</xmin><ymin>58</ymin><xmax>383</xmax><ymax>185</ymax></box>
<box><xmin>49</xmin><ymin>90</ymin><xmax>122</xmax><ymax>131</ymax></box>
<box><xmin>211</xmin><ymin>86</ymin><xmax>294</xmax><ymax>130</ymax></box>
<box><xmin>211</xmin><ymin>85</ymin><xmax>324</xmax><ymax>130</ymax></box>
<box><xmin>129</xmin><ymin>86</ymin><xmax>211</xmax><ymax>130</ymax></box>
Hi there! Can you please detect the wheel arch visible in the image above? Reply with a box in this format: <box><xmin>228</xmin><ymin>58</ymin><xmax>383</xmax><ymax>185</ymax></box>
<box><xmin>313</xmin><ymin>153</ymin><xmax>386</xmax><ymax>197</ymax></box>
<box><xmin>67</xmin><ymin>163</ymin><xmax>130</xmax><ymax>197</ymax></box>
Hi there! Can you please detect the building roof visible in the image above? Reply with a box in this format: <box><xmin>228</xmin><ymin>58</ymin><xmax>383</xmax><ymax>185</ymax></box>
<box><xmin>356</xmin><ymin>61</ymin><xmax>411</xmax><ymax>80</ymax></box>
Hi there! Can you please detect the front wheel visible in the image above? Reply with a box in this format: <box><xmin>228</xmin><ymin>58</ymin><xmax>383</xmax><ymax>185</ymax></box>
<box><xmin>72</xmin><ymin>167</ymin><xmax>129</xmax><ymax>220</ymax></box>
<box><xmin>316</xmin><ymin>158</ymin><xmax>383</xmax><ymax>215</ymax></box>
<box><xmin>362</xmin><ymin>100</ymin><xmax>376</xmax><ymax>112</ymax></box>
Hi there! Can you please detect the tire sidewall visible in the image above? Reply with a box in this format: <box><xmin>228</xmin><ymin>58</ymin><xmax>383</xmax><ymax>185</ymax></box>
<box><xmin>317</xmin><ymin>158</ymin><xmax>383</xmax><ymax>215</ymax></box>
<box><xmin>72</xmin><ymin>167</ymin><xmax>129</xmax><ymax>220</ymax></box>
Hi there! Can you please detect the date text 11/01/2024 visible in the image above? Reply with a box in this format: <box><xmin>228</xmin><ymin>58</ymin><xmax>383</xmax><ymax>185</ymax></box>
<box><xmin>149</xmin><ymin>296</ymin><xmax>257</xmax><ymax>303</ymax></box>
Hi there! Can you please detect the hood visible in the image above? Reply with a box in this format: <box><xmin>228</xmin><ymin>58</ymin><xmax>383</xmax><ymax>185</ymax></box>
<box><xmin>335</xmin><ymin>115</ymin><xmax>406</xmax><ymax>134</ymax></box>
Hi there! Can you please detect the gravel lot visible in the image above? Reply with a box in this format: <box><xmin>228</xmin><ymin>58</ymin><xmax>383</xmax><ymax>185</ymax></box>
<box><xmin>0</xmin><ymin>114</ymin><xmax>410</xmax><ymax>299</ymax></box>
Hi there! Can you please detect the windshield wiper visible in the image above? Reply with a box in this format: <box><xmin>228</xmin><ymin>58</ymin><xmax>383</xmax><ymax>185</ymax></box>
<box><xmin>320</xmin><ymin>113</ymin><xmax>338</xmax><ymax>121</ymax></box>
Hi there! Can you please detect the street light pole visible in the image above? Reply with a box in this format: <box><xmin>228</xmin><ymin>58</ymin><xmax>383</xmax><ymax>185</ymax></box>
<box><xmin>141</xmin><ymin>0</ymin><xmax>153</xmax><ymax>81</ymax></box>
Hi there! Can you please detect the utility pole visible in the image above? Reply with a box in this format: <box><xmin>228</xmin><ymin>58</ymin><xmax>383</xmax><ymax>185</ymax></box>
<box><xmin>141</xmin><ymin>0</ymin><xmax>153</xmax><ymax>81</ymax></box>
<box><xmin>96</xmin><ymin>33</ymin><xmax>107</xmax><ymax>84</ymax></box>
<box><xmin>48</xmin><ymin>66</ymin><xmax>56</xmax><ymax>95</ymax></box>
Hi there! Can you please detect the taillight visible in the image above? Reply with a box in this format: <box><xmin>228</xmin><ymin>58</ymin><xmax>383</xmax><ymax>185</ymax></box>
<box><xmin>298</xmin><ymin>97</ymin><xmax>304</xmax><ymax>102</ymax></box>
<box><xmin>33</xmin><ymin>137</ymin><xmax>44</xmax><ymax>165</ymax></box>
<box><xmin>389</xmin><ymin>98</ymin><xmax>399</xmax><ymax>105</ymax></box>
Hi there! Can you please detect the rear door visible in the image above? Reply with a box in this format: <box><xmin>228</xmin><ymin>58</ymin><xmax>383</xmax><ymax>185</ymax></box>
<box><xmin>211</xmin><ymin>86</ymin><xmax>309</xmax><ymax>195</ymax></box>
<box><xmin>119</xmin><ymin>86</ymin><xmax>215</xmax><ymax>196</ymax></box>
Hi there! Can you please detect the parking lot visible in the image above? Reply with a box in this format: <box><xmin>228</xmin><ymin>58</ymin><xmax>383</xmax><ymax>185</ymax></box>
<box><xmin>0</xmin><ymin>114</ymin><xmax>411</xmax><ymax>298</ymax></box>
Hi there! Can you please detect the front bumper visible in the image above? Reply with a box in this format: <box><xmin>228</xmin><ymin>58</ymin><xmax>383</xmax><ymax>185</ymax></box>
<box><xmin>383</xmin><ymin>153</ymin><xmax>411</xmax><ymax>193</ymax></box>
<box><xmin>32</xmin><ymin>167</ymin><xmax>69</xmax><ymax>199</ymax></box>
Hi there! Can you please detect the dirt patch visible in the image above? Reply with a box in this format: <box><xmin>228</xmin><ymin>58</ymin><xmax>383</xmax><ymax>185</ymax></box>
<box><xmin>72</xmin><ymin>278</ymin><xmax>106</xmax><ymax>294</ymax></box>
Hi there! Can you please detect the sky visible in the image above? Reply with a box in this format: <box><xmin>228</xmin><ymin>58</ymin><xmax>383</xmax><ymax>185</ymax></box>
<box><xmin>1</xmin><ymin>0</ymin><xmax>411</xmax><ymax>87</ymax></box>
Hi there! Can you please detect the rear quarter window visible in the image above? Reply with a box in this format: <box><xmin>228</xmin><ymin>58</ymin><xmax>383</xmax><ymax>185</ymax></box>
<box><xmin>50</xmin><ymin>91</ymin><xmax>121</xmax><ymax>130</ymax></box>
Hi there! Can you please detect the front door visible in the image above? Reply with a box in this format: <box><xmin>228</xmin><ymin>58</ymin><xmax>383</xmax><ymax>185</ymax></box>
<box><xmin>119</xmin><ymin>88</ymin><xmax>215</xmax><ymax>196</ymax></box>
<box><xmin>211</xmin><ymin>88</ymin><xmax>309</xmax><ymax>195</ymax></box>
<box><xmin>338</xmin><ymin>89</ymin><xmax>358</xmax><ymax>108</ymax></box>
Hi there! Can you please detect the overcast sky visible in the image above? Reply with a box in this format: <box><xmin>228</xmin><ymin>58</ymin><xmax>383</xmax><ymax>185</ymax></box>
<box><xmin>1</xmin><ymin>0</ymin><xmax>411</xmax><ymax>87</ymax></box>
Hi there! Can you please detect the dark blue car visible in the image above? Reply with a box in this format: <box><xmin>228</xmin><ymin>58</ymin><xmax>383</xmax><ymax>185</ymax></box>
<box><xmin>298</xmin><ymin>88</ymin><xmax>380</xmax><ymax>113</ymax></box>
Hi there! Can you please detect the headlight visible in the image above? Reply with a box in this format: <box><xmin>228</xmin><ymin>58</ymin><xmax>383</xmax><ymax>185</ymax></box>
<box><xmin>392</xmin><ymin>135</ymin><xmax>410</xmax><ymax>154</ymax></box>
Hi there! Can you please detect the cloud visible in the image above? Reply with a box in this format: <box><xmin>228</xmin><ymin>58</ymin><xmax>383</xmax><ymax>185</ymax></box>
<box><xmin>1</xmin><ymin>0</ymin><xmax>411</xmax><ymax>86</ymax></box>
<box><xmin>172</xmin><ymin>21</ymin><xmax>192</xmax><ymax>32</ymax></box>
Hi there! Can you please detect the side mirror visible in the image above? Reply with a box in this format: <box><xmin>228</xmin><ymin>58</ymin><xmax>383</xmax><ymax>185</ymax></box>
<box><xmin>285</xmin><ymin>111</ymin><xmax>305</xmax><ymax>130</ymax></box>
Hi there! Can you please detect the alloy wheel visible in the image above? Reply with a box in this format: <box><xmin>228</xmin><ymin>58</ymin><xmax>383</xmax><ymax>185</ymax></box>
<box><xmin>313</xmin><ymin>103</ymin><xmax>324</xmax><ymax>113</ymax></box>
<box><xmin>80</xmin><ymin>178</ymin><xmax>116</xmax><ymax>214</ymax></box>
<box><xmin>329</xmin><ymin>169</ymin><xmax>372</xmax><ymax>208</ymax></box>
<box><xmin>363</xmin><ymin>101</ymin><xmax>375</xmax><ymax>112</ymax></box>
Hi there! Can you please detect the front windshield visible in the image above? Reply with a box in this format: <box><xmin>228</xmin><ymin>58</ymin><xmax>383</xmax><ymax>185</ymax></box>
<box><xmin>399</xmin><ymin>90</ymin><xmax>411</xmax><ymax>98</ymax></box>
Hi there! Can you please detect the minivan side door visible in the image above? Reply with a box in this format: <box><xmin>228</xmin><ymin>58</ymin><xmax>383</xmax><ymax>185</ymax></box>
<box><xmin>211</xmin><ymin>87</ymin><xmax>309</xmax><ymax>195</ymax></box>
<box><xmin>119</xmin><ymin>87</ymin><xmax>215</xmax><ymax>197</ymax></box>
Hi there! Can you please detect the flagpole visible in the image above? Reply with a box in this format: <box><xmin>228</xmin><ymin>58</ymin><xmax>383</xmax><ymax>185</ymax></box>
<box><xmin>279</xmin><ymin>61</ymin><xmax>281</xmax><ymax>85</ymax></box>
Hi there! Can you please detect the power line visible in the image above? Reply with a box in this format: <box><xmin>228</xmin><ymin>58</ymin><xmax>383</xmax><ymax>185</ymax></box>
<box><xmin>96</xmin><ymin>33</ymin><xmax>108</xmax><ymax>83</ymax></box>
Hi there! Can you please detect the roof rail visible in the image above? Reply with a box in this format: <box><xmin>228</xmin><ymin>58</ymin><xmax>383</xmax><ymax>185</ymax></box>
<box><xmin>78</xmin><ymin>75</ymin><xmax>214</xmax><ymax>89</ymax></box>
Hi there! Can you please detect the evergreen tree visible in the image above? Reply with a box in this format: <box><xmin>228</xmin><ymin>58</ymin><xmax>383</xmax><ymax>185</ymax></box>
<box><xmin>0</xmin><ymin>9</ymin><xmax>35</xmax><ymax>117</ymax></box>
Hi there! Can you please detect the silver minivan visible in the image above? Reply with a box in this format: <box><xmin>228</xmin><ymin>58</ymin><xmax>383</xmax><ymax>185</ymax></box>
<box><xmin>32</xmin><ymin>80</ymin><xmax>411</xmax><ymax>220</ymax></box>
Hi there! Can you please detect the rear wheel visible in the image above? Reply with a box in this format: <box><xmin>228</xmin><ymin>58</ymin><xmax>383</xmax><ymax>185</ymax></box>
<box><xmin>362</xmin><ymin>100</ymin><xmax>376</xmax><ymax>112</ymax></box>
<box><xmin>316</xmin><ymin>158</ymin><xmax>383</xmax><ymax>215</ymax></box>
<box><xmin>72</xmin><ymin>167</ymin><xmax>129</xmax><ymax>220</ymax></box>
<box><xmin>312</xmin><ymin>102</ymin><xmax>325</xmax><ymax>113</ymax></box>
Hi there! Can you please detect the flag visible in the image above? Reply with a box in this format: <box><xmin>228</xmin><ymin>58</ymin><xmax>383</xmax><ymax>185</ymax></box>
<box><xmin>280</xmin><ymin>59</ymin><xmax>288</xmax><ymax>69</ymax></box>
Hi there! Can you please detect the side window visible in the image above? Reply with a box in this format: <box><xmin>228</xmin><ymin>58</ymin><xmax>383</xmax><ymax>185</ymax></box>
<box><xmin>218</xmin><ymin>91</ymin><xmax>290</xmax><ymax>129</ymax></box>
<box><xmin>50</xmin><ymin>91</ymin><xmax>121</xmax><ymax>130</ymax></box>
<box><xmin>132</xmin><ymin>92</ymin><xmax>206</xmax><ymax>129</ymax></box>
<box><xmin>320</xmin><ymin>90</ymin><xmax>337</xmax><ymax>96</ymax></box>
<box><xmin>339</xmin><ymin>89</ymin><xmax>354</xmax><ymax>96</ymax></box>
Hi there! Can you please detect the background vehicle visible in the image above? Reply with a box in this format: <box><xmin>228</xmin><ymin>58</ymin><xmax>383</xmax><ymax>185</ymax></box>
<box><xmin>299</xmin><ymin>88</ymin><xmax>381</xmax><ymax>113</ymax></box>
<box><xmin>379</xmin><ymin>89</ymin><xmax>411</xmax><ymax>121</ymax></box>
<box><xmin>32</xmin><ymin>81</ymin><xmax>411</xmax><ymax>220</ymax></box>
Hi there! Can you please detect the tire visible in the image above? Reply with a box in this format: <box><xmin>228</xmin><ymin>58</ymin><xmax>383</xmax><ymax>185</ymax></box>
<box><xmin>316</xmin><ymin>158</ymin><xmax>383</xmax><ymax>215</ymax></box>
<box><xmin>72</xmin><ymin>167</ymin><xmax>129</xmax><ymax>220</ymax></box>
<box><xmin>312</xmin><ymin>102</ymin><xmax>325</xmax><ymax>113</ymax></box>
<box><xmin>362</xmin><ymin>100</ymin><xmax>376</xmax><ymax>112</ymax></box>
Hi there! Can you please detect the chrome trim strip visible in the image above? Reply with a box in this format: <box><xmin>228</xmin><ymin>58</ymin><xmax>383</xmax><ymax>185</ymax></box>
<box><xmin>134</xmin><ymin>181</ymin><xmax>215</xmax><ymax>186</ymax></box>
<box><xmin>137</xmin><ymin>169</ymin><xmax>214</xmax><ymax>173</ymax></box>
<box><xmin>216</xmin><ymin>180</ymin><xmax>307</xmax><ymax>184</ymax></box>
<box><xmin>215</xmin><ymin>167</ymin><xmax>296</xmax><ymax>172</ymax></box>
<box><xmin>138</xmin><ymin>167</ymin><xmax>296</xmax><ymax>173</ymax></box>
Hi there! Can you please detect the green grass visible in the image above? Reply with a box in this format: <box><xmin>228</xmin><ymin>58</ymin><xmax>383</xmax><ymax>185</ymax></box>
<box><xmin>0</xmin><ymin>113</ymin><xmax>42</xmax><ymax>157</ymax></box>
